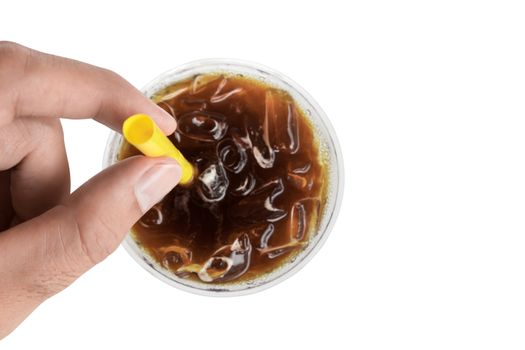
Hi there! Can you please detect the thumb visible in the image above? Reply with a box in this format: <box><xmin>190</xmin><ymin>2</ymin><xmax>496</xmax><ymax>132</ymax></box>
<box><xmin>67</xmin><ymin>155</ymin><xmax>182</xmax><ymax>265</ymax></box>
<box><xmin>0</xmin><ymin>155</ymin><xmax>181</xmax><ymax>328</ymax></box>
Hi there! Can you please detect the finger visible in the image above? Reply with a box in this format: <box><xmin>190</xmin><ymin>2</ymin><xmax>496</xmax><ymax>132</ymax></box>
<box><xmin>6</xmin><ymin>118</ymin><xmax>70</xmax><ymax>220</ymax></box>
<box><xmin>0</xmin><ymin>155</ymin><xmax>181</xmax><ymax>300</ymax></box>
<box><xmin>0</xmin><ymin>117</ymin><xmax>70</xmax><ymax>220</ymax></box>
<box><xmin>0</xmin><ymin>41</ymin><xmax>175</xmax><ymax>134</ymax></box>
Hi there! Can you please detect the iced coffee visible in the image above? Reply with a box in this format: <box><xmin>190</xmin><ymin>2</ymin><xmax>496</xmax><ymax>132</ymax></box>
<box><xmin>119</xmin><ymin>73</ymin><xmax>327</xmax><ymax>283</ymax></box>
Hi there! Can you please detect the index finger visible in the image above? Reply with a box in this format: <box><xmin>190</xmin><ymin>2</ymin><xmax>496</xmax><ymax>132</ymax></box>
<box><xmin>0</xmin><ymin>41</ymin><xmax>176</xmax><ymax>134</ymax></box>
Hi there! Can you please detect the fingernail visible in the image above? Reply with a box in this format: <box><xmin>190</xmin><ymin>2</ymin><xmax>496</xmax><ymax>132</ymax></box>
<box><xmin>134</xmin><ymin>161</ymin><xmax>182</xmax><ymax>213</ymax></box>
<box><xmin>155</xmin><ymin>105</ymin><xmax>177</xmax><ymax>131</ymax></box>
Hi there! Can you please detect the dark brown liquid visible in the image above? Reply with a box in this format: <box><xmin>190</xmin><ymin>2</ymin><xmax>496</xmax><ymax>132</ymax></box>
<box><xmin>119</xmin><ymin>74</ymin><xmax>327</xmax><ymax>284</ymax></box>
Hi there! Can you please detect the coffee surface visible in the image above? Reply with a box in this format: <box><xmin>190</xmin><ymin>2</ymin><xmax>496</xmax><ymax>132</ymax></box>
<box><xmin>119</xmin><ymin>73</ymin><xmax>327</xmax><ymax>283</ymax></box>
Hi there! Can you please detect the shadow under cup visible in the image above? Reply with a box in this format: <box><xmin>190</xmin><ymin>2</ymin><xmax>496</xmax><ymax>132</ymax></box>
<box><xmin>103</xmin><ymin>60</ymin><xmax>344</xmax><ymax>296</ymax></box>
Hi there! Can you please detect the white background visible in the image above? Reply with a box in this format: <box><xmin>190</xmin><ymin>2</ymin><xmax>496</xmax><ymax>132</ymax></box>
<box><xmin>2</xmin><ymin>0</ymin><xmax>525</xmax><ymax>349</ymax></box>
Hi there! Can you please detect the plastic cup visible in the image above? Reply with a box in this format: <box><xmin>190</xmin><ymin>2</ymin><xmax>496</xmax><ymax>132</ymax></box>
<box><xmin>103</xmin><ymin>59</ymin><xmax>344</xmax><ymax>296</ymax></box>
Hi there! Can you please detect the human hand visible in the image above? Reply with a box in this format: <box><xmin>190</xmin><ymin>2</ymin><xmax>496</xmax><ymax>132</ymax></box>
<box><xmin>0</xmin><ymin>42</ymin><xmax>182</xmax><ymax>338</ymax></box>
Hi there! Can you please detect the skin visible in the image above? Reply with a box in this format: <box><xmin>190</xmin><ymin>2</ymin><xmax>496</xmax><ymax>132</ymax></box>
<box><xmin>0</xmin><ymin>42</ymin><xmax>181</xmax><ymax>339</ymax></box>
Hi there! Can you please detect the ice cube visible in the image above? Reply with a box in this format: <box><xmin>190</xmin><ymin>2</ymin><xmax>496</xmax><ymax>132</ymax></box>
<box><xmin>257</xmin><ymin>241</ymin><xmax>307</xmax><ymax>259</ymax></box>
<box><xmin>288</xmin><ymin>161</ymin><xmax>311</xmax><ymax>174</ymax></box>
<box><xmin>258</xmin><ymin>223</ymin><xmax>275</xmax><ymax>249</ymax></box>
<box><xmin>257</xmin><ymin>198</ymin><xmax>320</xmax><ymax>259</ymax></box>
<box><xmin>289</xmin><ymin>197</ymin><xmax>321</xmax><ymax>241</ymax></box>
<box><xmin>210</xmin><ymin>77</ymin><xmax>244</xmax><ymax>103</ymax></box>
<box><xmin>176</xmin><ymin>233</ymin><xmax>253</xmax><ymax>283</ymax></box>
<box><xmin>138</xmin><ymin>204</ymin><xmax>164</xmax><ymax>228</ymax></box>
<box><xmin>229</xmin><ymin>172</ymin><xmax>256</xmax><ymax>197</ymax></box>
<box><xmin>229</xmin><ymin>178</ymin><xmax>287</xmax><ymax>224</ymax></box>
<box><xmin>175</xmin><ymin>263</ymin><xmax>201</xmax><ymax>279</ymax></box>
<box><xmin>265</xmin><ymin>91</ymin><xmax>300</xmax><ymax>154</ymax></box>
<box><xmin>286</xmin><ymin>161</ymin><xmax>314</xmax><ymax>190</ymax></box>
<box><xmin>202</xmin><ymin>233</ymin><xmax>252</xmax><ymax>282</ymax></box>
<box><xmin>177</xmin><ymin>111</ymin><xmax>228</xmax><ymax>142</ymax></box>
<box><xmin>217</xmin><ymin>137</ymin><xmax>248</xmax><ymax>174</ymax></box>
<box><xmin>285</xmin><ymin>102</ymin><xmax>300</xmax><ymax>154</ymax></box>
<box><xmin>155</xmin><ymin>245</ymin><xmax>192</xmax><ymax>270</ymax></box>
<box><xmin>190</xmin><ymin>74</ymin><xmax>221</xmax><ymax>95</ymax></box>
<box><xmin>197</xmin><ymin>257</ymin><xmax>233</xmax><ymax>282</ymax></box>
<box><xmin>196</xmin><ymin>163</ymin><xmax>229</xmax><ymax>203</ymax></box>
<box><xmin>245</xmin><ymin>111</ymin><xmax>275</xmax><ymax>169</ymax></box>
<box><xmin>158</xmin><ymin>87</ymin><xmax>188</xmax><ymax>102</ymax></box>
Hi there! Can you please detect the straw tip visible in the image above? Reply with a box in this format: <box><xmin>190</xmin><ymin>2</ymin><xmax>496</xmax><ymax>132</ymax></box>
<box><xmin>179</xmin><ymin>164</ymin><xmax>197</xmax><ymax>186</ymax></box>
<box><xmin>122</xmin><ymin>114</ymin><xmax>155</xmax><ymax>145</ymax></box>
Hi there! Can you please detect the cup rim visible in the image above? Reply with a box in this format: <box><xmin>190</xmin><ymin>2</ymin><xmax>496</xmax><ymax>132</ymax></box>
<box><xmin>103</xmin><ymin>59</ymin><xmax>345</xmax><ymax>296</ymax></box>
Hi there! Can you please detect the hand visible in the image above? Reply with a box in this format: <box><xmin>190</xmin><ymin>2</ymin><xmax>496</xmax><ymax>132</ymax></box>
<box><xmin>0</xmin><ymin>42</ymin><xmax>182</xmax><ymax>338</ymax></box>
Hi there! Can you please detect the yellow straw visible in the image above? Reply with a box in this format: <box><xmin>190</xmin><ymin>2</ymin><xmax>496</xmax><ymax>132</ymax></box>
<box><xmin>122</xmin><ymin>114</ymin><xmax>194</xmax><ymax>185</ymax></box>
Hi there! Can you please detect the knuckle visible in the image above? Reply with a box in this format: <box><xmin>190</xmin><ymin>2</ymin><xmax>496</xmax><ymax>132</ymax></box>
<box><xmin>99</xmin><ymin>67</ymin><xmax>132</xmax><ymax>91</ymax></box>
<box><xmin>0</xmin><ymin>42</ymin><xmax>29</xmax><ymax>123</ymax></box>
<box><xmin>0</xmin><ymin>41</ymin><xmax>28</xmax><ymax>72</ymax></box>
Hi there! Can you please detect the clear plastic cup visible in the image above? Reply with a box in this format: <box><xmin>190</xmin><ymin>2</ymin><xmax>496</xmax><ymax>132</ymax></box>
<box><xmin>103</xmin><ymin>59</ymin><xmax>344</xmax><ymax>296</ymax></box>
